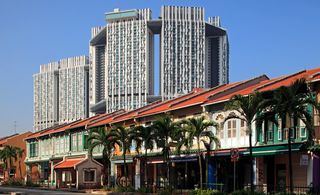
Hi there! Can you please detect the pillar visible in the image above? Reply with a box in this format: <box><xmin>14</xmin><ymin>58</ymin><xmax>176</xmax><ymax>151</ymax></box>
<box><xmin>76</xmin><ymin>170</ymin><xmax>79</xmax><ymax>189</ymax></box>
<box><xmin>25</xmin><ymin>164</ymin><xmax>31</xmax><ymax>184</ymax></box>
<box><xmin>50</xmin><ymin>161</ymin><xmax>54</xmax><ymax>186</ymax></box>
<box><xmin>135</xmin><ymin>159</ymin><xmax>141</xmax><ymax>190</ymax></box>
<box><xmin>111</xmin><ymin>161</ymin><xmax>115</xmax><ymax>186</ymax></box>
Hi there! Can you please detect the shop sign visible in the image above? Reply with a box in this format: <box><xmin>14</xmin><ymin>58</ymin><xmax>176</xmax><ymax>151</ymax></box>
<box><xmin>300</xmin><ymin>154</ymin><xmax>309</xmax><ymax>166</ymax></box>
<box><xmin>230</xmin><ymin>148</ymin><xmax>239</xmax><ymax>162</ymax></box>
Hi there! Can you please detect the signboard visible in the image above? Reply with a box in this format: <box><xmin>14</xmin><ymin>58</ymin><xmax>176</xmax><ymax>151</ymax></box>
<box><xmin>300</xmin><ymin>154</ymin><xmax>309</xmax><ymax>166</ymax></box>
<box><xmin>231</xmin><ymin>148</ymin><xmax>239</xmax><ymax>162</ymax></box>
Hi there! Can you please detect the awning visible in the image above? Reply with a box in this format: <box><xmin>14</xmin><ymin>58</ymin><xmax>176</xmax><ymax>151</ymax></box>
<box><xmin>54</xmin><ymin>158</ymin><xmax>84</xmax><ymax>169</ymax></box>
<box><xmin>243</xmin><ymin>143</ymin><xmax>304</xmax><ymax>157</ymax></box>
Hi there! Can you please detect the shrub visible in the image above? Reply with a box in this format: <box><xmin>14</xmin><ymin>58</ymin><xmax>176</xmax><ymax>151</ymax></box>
<box><xmin>26</xmin><ymin>180</ymin><xmax>40</xmax><ymax>187</ymax></box>
<box><xmin>231</xmin><ymin>189</ymin><xmax>265</xmax><ymax>195</ymax></box>
<box><xmin>190</xmin><ymin>189</ymin><xmax>225</xmax><ymax>195</ymax></box>
<box><xmin>114</xmin><ymin>185</ymin><xmax>136</xmax><ymax>192</ymax></box>
<box><xmin>137</xmin><ymin>186</ymin><xmax>153</xmax><ymax>193</ymax></box>
<box><xmin>2</xmin><ymin>178</ymin><xmax>24</xmax><ymax>186</ymax></box>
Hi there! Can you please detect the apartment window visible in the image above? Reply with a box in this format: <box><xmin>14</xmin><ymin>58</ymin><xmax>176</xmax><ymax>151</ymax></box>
<box><xmin>83</xmin><ymin>169</ymin><xmax>96</xmax><ymax>183</ymax></box>
<box><xmin>219</xmin><ymin>122</ymin><xmax>224</xmax><ymax>139</ymax></box>
<box><xmin>72</xmin><ymin>134</ymin><xmax>77</xmax><ymax>152</ymax></box>
<box><xmin>83</xmin><ymin>133</ymin><xmax>89</xmax><ymax>150</ymax></box>
<box><xmin>227</xmin><ymin>120</ymin><xmax>237</xmax><ymax>138</ymax></box>
<box><xmin>278</xmin><ymin>119</ymin><xmax>282</xmax><ymax>141</ymax></box>
<box><xmin>240</xmin><ymin>120</ymin><xmax>246</xmax><ymax>136</ymax></box>
<box><xmin>29</xmin><ymin>142</ymin><xmax>38</xmax><ymax>158</ymax></box>
<box><xmin>299</xmin><ymin>119</ymin><xmax>307</xmax><ymax>138</ymax></box>
<box><xmin>267</xmin><ymin>121</ymin><xmax>273</xmax><ymax>141</ymax></box>
<box><xmin>78</xmin><ymin>133</ymin><xmax>83</xmax><ymax>151</ymax></box>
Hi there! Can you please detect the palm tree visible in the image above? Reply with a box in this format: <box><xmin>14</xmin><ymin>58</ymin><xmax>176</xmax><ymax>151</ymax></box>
<box><xmin>0</xmin><ymin>149</ymin><xmax>8</xmax><ymax>180</ymax></box>
<box><xmin>201</xmin><ymin>130</ymin><xmax>220</xmax><ymax>188</ymax></box>
<box><xmin>263</xmin><ymin>78</ymin><xmax>319</xmax><ymax>193</ymax></box>
<box><xmin>108</xmin><ymin>126</ymin><xmax>133</xmax><ymax>181</ymax></box>
<box><xmin>2</xmin><ymin>145</ymin><xmax>18</xmax><ymax>178</ymax></box>
<box><xmin>16</xmin><ymin>148</ymin><xmax>24</xmax><ymax>179</ymax></box>
<box><xmin>132</xmin><ymin>125</ymin><xmax>155</xmax><ymax>186</ymax></box>
<box><xmin>181</xmin><ymin>116</ymin><xmax>218</xmax><ymax>189</ymax></box>
<box><xmin>224</xmin><ymin>92</ymin><xmax>265</xmax><ymax>193</ymax></box>
<box><xmin>152</xmin><ymin>115</ymin><xmax>180</xmax><ymax>187</ymax></box>
<box><xmin>88</xmin><ymin>127</ymin><xmax>116</xmax><ymax>187</ymax></box>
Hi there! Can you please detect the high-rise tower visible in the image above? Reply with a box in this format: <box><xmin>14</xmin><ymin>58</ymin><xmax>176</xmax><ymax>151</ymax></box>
<box><xmin>89</xmin><ymin>6</ymin><xmax>229</xmax><ymax>113</ymax></box>
<box><xmin>159</xmin><ymin>6</ymin><xmax>228</xmax><ymax>99</ymax></box>
<box><xmin>33</xmin><ymin>56</ymin><xmax>89</xmax><ymax>131</ymax></box>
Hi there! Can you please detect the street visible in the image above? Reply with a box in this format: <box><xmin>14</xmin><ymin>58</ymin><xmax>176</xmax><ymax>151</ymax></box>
<box><xmin>0</xmin><ymin>186</ymin><xmax>89</xmax><ymax>195</ymax></box>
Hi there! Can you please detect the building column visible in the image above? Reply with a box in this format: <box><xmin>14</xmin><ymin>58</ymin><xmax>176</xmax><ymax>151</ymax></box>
<box><xmin>76</xmin><ymin>170</ymin><xmax>79</xmax><ymax>189</ymax></box>
<box><xmin>50</xmin><ymin>161</ymin><xmax>54</xmax><ymax>186</ymax></box>
<box><xmin>111</xmin><ymin>161</ymin><xmax>115</xmax><ymax>186</ymax></box>
<box><xmin>38</xmin><ymin>163</ymin><xmax>42</xmax><ymax>180</ymax></box>
<box><xmin>25</xmin><ymin>164</ymin><xmax>31</xmax><ymax>183</ymax></box>
<box><xmin>135</xmin><ymin>159</ymin><xmax>141</xmax><ymax>190</ymax></box>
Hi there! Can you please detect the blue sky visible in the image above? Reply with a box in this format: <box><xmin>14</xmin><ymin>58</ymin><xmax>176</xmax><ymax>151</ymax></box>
<box><xmin>0</xmin><ymin>0</ymin><xmax>319</xmax><ymax>137</ymax></box>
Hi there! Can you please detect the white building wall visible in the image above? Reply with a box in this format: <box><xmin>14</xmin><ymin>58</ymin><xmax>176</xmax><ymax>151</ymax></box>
<box><xmin>33</xmin><ymin>56</ymin><xmax>89</xmax><ymax>132</ymax></box>
<box><xmin>33</xmin><ymin>62</ymin><xmax>59</xmax><ymax>131</ymax></box>
<box><xmin>105</xmin><ymin>9</ymin><xmax>153</xmax><ymax>113</ymax></box>
<box><xmin>161</xmin><ymin>6</ymin><xmax>206</xmax><ymax>100</ymax></box>
<box><xmin>58</xmin><ymin>56</ymin><xmax>89</xmax><ymax>124</ymax></box>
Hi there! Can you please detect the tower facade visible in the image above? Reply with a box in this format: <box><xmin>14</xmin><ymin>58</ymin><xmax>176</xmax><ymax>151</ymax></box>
<box><xmin>33</xmin><ymin>56</ymin><xmax>89</xmax><ymax>131</ymax></box>
<box><xmin>89</xmin><ymin>27</ymin><xmax>107</xmax><ymax>114</ymax></box>
<box><xmin>89</xmin><ymin>6</ymin><xmax>229</xmax><ymax>114</ymax></box>
<box><xmin>33</xmin><ymin>63</ymin><xmax>59</xmax><ymax>131</ymax></box>
<box><xmin>105</xmin><ymin>9</ymin><xmax>154</xmax><ymax>113</ymax></box>
<box><xmin>160</xmin><ymin>6</ymin><xmax>206</xmax><ymax>99</ymax></box>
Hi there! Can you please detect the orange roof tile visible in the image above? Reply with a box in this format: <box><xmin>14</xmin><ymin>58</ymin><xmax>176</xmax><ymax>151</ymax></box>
<box><xmin>136</xmin><ymin>88</ymin><xmax>205</xmax><ymax>118</ymax></box>
<box><xmin>68</xmin><ymin>114</ymin><xmax>104</xmax><ymax>130</ymax></box>
<box><xmin>256</xmin><ymin>68</ymin><xmax>320</xmax><ymax>92</ymax></box>
<box><xmin>204</xmin><ymin>80</ymin><xmax>271</xmax><ymax>105</ymax></box>
<box><xmin>54</xmin><ymin>158</ymin><xmax>84</xmax><ymax>169</ymax></box>
<box><xmin>168</xmin><ymin>82</ymin><xmax>242</xmax><ymax>111</ymax></box>
<box><xmin>87</xmin><ymin>110</ymin><xmax>126</xmax><ymax>128</ymax></box>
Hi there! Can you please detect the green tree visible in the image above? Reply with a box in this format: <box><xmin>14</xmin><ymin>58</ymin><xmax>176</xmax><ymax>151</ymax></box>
<box><xmin>16</xmin><ymin>147</ymin><xmax>24</xmax><ymax>179</ymax></box>
<box><xmin>181</xmin><ymin>116</ymin><xmax>218</xmax><ymax>189</ymax></box>
<box><xmin>201</xmin><ymin>130</ymin><xmax>220</xmax><ymax>188</ymax></box>
<box><xmin>0</xmin><ymin>149</ymin><xmax>8</xmax><ymax>180</ymax></box>
<box><xmin>152</xmin><ymin>115</ymin><xmax>180</xmax><ymax>186</ymax></box>
<box><xmin>88</xmin><ymin>127</ymin><xmax>116</xmax><ymax>187</ymax></box>
<box><xmin>224</xmin><ymin>92</ymin><xmax>265</xmax><ymax>193</ymax></box>
<box><xmin>264</xmin><ymin>78</ymin><xmax>319</xmax><ymax>193</ymax></box>
<box><xmin>132</xmin><ymin>125</ymin><xmax>155</xmax><ymax>186</ymax></box>
<box><xmin>108</xmin><ymin>126</ymin><xmax>133</xmax><ymax>181</ymax></box>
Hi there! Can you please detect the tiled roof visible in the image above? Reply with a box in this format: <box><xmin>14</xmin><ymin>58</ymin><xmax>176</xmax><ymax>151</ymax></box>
<box><xmin>136</xmin><ymin>88</ymin><xmax>205</xmax><ymax>118</ymax></box>
<box><xmin>54</xmin><ymin>158</ymin><xmax>84</xmax><ymax>169</ymax></box>
<box><xmin>168</xmin><ymin>83</ymin><xmax>241</xmax><ymax>111</ymax></box>
<box><xmin>0</xmin><ymin>134</ymin><xmax>19</xmax><ymax>145</ymax></box>
<box><xmin>256</xmin><ymin>68</ymin><xmax>320</xmax><ymax>92</ymax></box>
<box><xmin>87</xmin><ymin>110</ymin><xmax>126</xmax><ymax>128</ymax></box>
<box><xmin>26</xmin><ymin>67</ymin><xmax>320</xmax><ymax>140</ymax></box>
<box><xmin>203</xmin><ymin>80</ymin><xmax>271</xmax><ymax>105</ymax></box>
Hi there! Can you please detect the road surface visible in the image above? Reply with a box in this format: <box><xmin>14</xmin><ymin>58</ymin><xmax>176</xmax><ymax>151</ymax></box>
<box><xmin>0</xmin><ymin>186</ymin><xmax>89</xmax><ymax>195</ymax></box>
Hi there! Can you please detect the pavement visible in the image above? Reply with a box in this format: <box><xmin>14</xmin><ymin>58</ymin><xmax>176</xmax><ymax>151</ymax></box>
<box><xmin>0</xmin><ymin>186</ymin><xmax>89</xmax><ymax>195</ymax></box>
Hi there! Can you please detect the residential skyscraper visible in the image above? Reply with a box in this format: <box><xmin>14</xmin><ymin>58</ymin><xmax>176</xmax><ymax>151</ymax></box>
<box><xmin>89</xmin><ymin>27</ymin><xmax>107</xmax><ymax>114</ymax></box>
<box><xmin>33</xmin><ymin>56</ymin><xmax>89</xmax><ymax>131</ymax></box>
<box><xmin>159</xmin><ymin>6</ymin><xmax>229</xmax><ymax>99</ymax></box>
<box><xmin>90</xmin><ymin>8</ymin><xmax>154</xmax><ymax>114</ymax></box>
<box><xmin>89</xmin><ymin>6</ymin><xmax>229</xmax><ymax>113</ymax></box>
